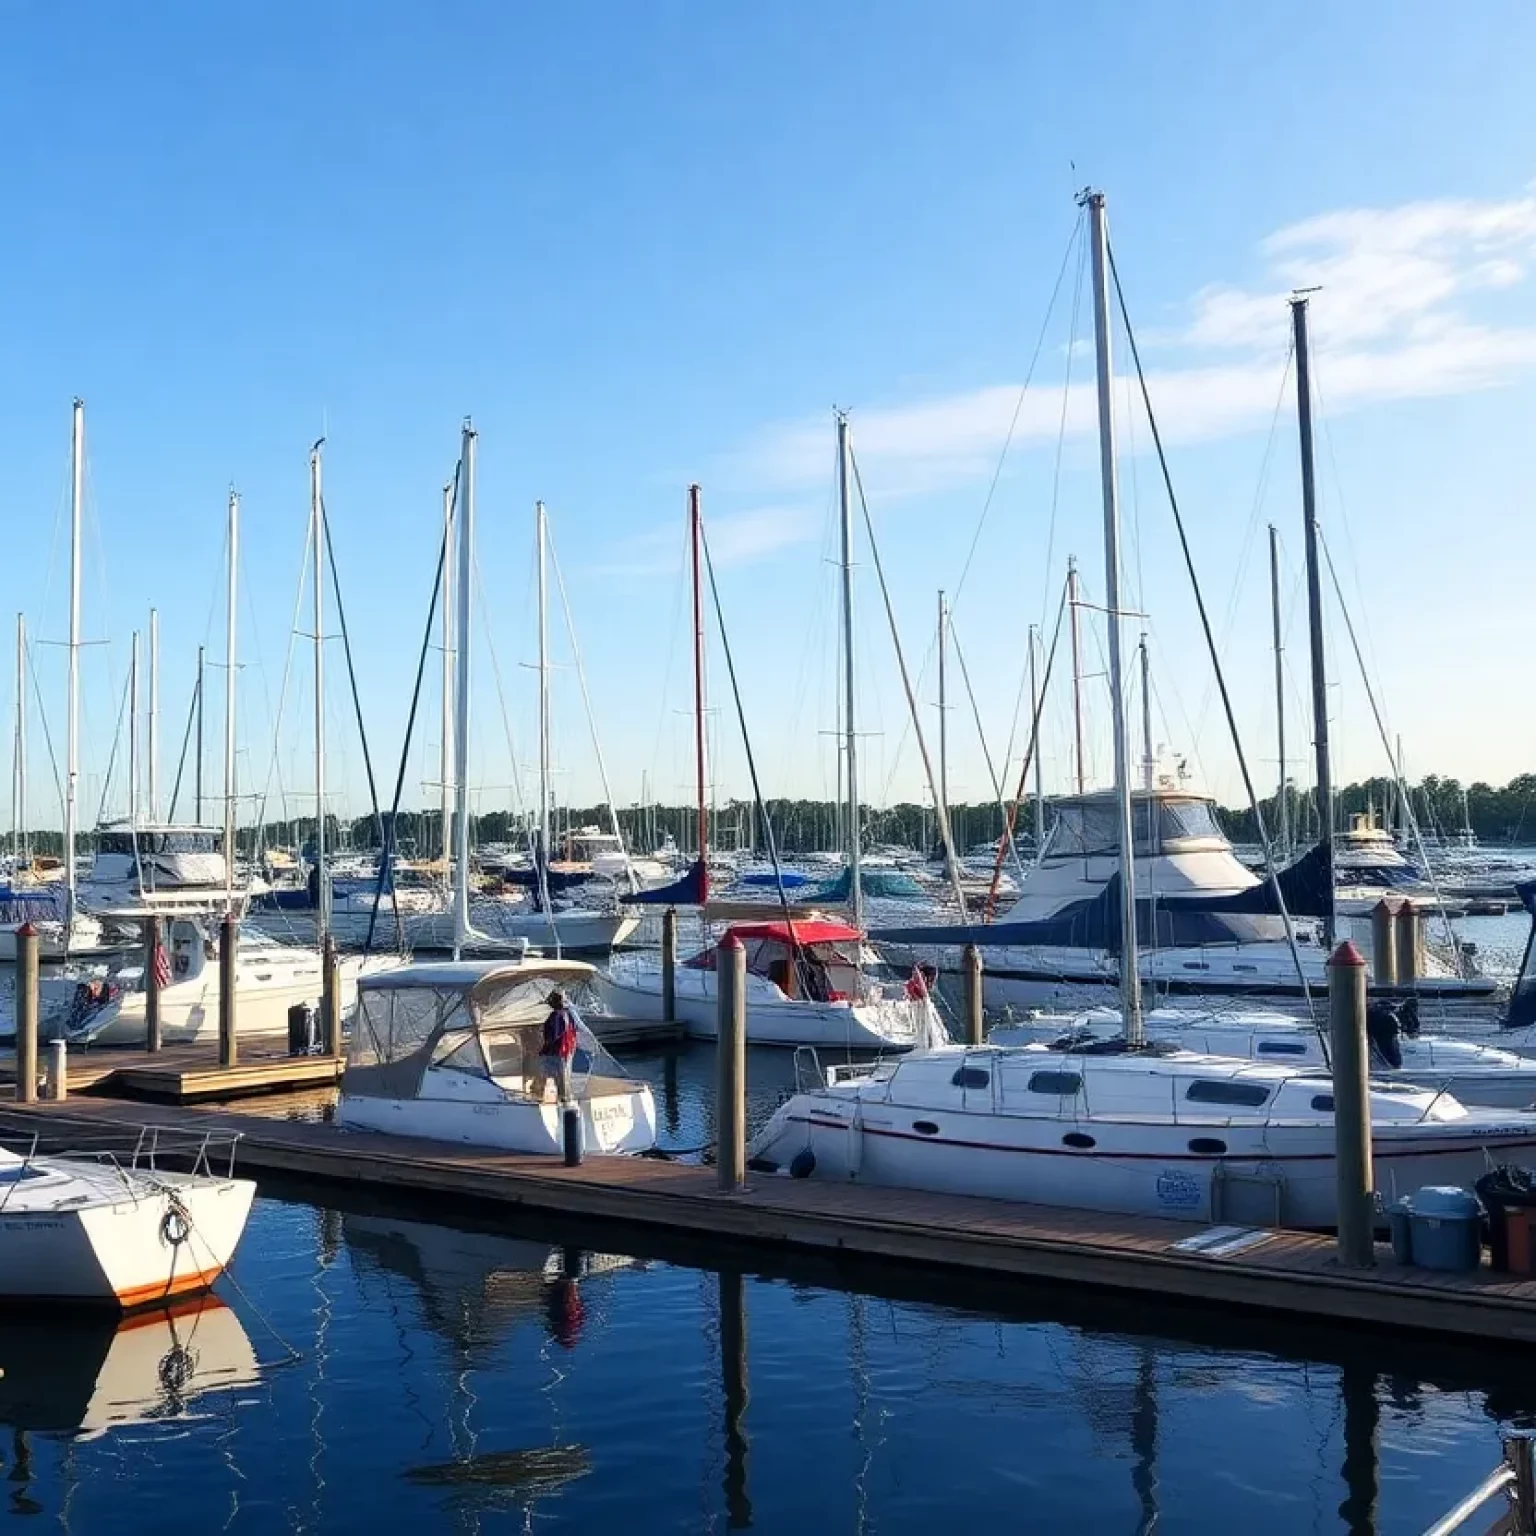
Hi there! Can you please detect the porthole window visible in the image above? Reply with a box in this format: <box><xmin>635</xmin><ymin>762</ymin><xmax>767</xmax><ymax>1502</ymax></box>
<box><xmin>951</xmin><ymin>1067</ymin><xmax>990</xmax><ymax>1089</ymax></box>
<box><xmin>1185</xmin><ymin>1080</ymin><xmax>1270</xmax><ymax>1107</ymax></box>
<box><xmin>1027</xmin><ymin>1071</ymin><xmax>1084</xmax><ymax>1096</ymax></box>
<box><xmin>1311</xmin><ymin>1093</ymin><xmax>1335</xmax><ymax>1112</ymax></box>
<box><xmin>1062</xmin><ymin>1132</ymin><xmax>1096</xmax><ymax>1149</ymax></box>
<box><xmin>1188</xmin><ymin>1137</ymin><xmax>1228</xmax><ymax>1155</ymax></box>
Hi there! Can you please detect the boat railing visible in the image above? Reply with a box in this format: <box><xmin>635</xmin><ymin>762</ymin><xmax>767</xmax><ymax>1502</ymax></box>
<box><xmin>794</xmin><ymin>1046</ymin><xmax>824</xmax><ymax>1092</ymax></box>
<box><xmin>129</xmin><ymin>1125</ymin><xmax>244</xmax><ymax>1178</ymax></box>
<box><xmin>1420</xmin><ymin>1430</ymin><xmax>1535</xmax><ymax>1536</ymax></box>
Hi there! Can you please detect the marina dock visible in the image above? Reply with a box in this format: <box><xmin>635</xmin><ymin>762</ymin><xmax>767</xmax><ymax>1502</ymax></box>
<box><xmin>7</xmin><ymin>1094</ymin><xmax>1536</xmax><ymax>1346</ymax></box>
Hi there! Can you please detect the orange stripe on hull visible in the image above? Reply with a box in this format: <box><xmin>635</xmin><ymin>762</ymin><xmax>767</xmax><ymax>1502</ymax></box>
<box><xmin>115</xmin><ymin>1265</ymin><xmax>227</xmax><ymax>1311</ymax></box>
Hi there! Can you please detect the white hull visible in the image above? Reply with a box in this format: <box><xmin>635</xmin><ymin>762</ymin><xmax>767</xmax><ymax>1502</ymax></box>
<box><xmin>596</xmin><ymin>964</ymin><xmax>934</xmax><ymax>1050</ymax></box>
<box><xmin>752</xmin><ymin>1093</ymin><xmax>1536</xmax><ymax>1228</ymax></box>
<box><xmin>255</xmin><ymin>902</ymin><xmax>639</xmax><ymax>955</ymax></box>
<box><xmin>0</xmin><ymin>1162</ymin><xmax>254</xmax><ymax>1306</ymax></box>
<box><xmin>338</xmin><ymin>1085</ymin><xmax>656</xmax><ymax>1155</ymax></box>
<box><xmin>0</xmin><ymin>916</ymin><xmax>119</xmax><ymax>962</ymax></box>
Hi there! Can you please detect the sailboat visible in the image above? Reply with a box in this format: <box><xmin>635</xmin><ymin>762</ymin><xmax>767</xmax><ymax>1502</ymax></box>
<box><xmin>748</xmin><ymin>192</ymin><xmax>1536</xmax><ymax>1225</ymax></box>
<box><xmin>596</xmin><ymin>477</ymin><xmax>943</xmax><ymax>1051</ymax></box>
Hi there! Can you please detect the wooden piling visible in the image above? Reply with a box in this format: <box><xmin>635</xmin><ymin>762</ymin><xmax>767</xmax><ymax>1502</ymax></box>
<box><xmin>962</xmin><ymin>943</ymin><xmax>984</xmax><ymax>1046</ymax></box>
<box><xmin>144</xmin><ymin>916</ymin><xmax>162</xmax><ymax>1053</ymax></box>
<box><xmin>218</xmin><ymin>913</ymin><xmax>238</xmax><ymax>1068</ymax></box>
<box><xmin>1328</xmin><ymin>940</ymin><xmax>1374</xmax><ymax>1269</ymax></box>
<box><xmin>1369</xmin><ymin>899</ymin><xmax>1398</xmax><ymax>987</ymax></box>
<box><xmin>1394</xmin><ymin>900</ymin><xmax>1422</xmax><ymax>985</ymax></box>
<box><xmin>661</xmin><ymin>906</ymin><xmax>677</xmax><ymax>1022</ymax></box>
<box><xmin>320</xmin><ymin>934</ymin><xmax>342</xmax><ymax>1057</ymax></box>
<box><xmin>13</xmin><ymin>922</ymin><xmax>37</xmax><ymax>1104</ymax></box>
<box><xmin>716</xmin><ymin>932</ymin><xmax>746</xmax><ymax>1192</ymax></box>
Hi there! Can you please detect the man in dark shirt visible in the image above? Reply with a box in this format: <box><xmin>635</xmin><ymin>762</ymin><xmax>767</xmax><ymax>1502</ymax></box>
<box><xmin>538</xmin><ymin>989</ymin><xmax>579</xmax><ymax>1104</ymax></box>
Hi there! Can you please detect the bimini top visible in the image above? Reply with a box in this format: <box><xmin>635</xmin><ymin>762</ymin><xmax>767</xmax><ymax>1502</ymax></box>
<box><xmin>725</xmin><ymin>919</ymin><xmax>862</xmax><ymax>947</ymax></box>
<box><xmin>346</xmin><ymin>957</ymin><xmax>608</xmax><ymax>1101</ymax></box>
<box><xmin>356</xmin><ymin>958</ymin><xmax>595</xmax><ymax>995</ymax></box>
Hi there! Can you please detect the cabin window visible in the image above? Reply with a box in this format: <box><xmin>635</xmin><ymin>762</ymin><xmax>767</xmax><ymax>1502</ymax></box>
<box><xmin>1027</xmin><ymin>1071</ymin><xmax>1083</xmax><ymax>1096</ymax></box>
<box><xmin>951</xmin><ymin>1066</ymin><xmax>990</xmax><ymax>1089</ymax></box>
<box><xmin>1158</xmin><ymin>799</ymin><xmax>1223</xmax><ymax>843</ymax></box>
<box><xmin>1311</xmin><ymin>1094</ymin><xmax>1335</xmax><ymax>1112</ymax></box>
<box><xmin>1256</xmin><ymin>1040</ymin><xmax>1308</xmax><ymax>1057</ymax></box>
<box><xmin>1188</xmin><ymin>1137</ymin><xmax>1227</xmax><ymax>1155</ymax></box>
<box><xmin>1185</xmin><ymin>1080</ymin><xmax>1270</xmax><ymax>1108</ymax></box>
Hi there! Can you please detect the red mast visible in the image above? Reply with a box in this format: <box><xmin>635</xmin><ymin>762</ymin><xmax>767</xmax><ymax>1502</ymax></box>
<box><xmin>689</xmin><ymin>484</ymin><xmax>710</xmax><ymax>900</ymax></box>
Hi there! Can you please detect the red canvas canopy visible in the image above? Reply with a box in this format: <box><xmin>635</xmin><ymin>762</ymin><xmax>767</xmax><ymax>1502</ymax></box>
<box><xmin>723</xmin><ymin>919</ymin><xmax>863</xmax><ymax>947</ymax></box>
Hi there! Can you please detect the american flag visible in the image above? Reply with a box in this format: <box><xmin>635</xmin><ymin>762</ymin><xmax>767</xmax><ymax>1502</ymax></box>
<box><xmin>151</xmin><ymin>942</ymin><xmax>171</xmax><ymax>989</ymax></box>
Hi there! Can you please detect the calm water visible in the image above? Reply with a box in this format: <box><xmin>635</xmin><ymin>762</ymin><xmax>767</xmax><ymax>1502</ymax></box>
<box><xmin>1</xmin><ymin>1185</ymin><xmax>1532</xmax><ymax>1533</ymax></box>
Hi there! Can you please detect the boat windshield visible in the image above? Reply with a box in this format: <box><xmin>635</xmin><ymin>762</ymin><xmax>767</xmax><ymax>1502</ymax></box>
<box><xmin>1046</xmin><ymin>797</ymin><xmax>1225</xmax><ymax>857</ymax></box>
<box><xmin>96</xmin><ymin>830</ymin><xmax>223</xmax><ymax>858</ymax></box>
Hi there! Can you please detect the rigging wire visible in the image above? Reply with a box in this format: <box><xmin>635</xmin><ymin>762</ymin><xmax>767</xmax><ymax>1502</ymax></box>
<box><xmin>951</xmin><ymin>208</ymin><xmax>1087</xmax><ymax>616</ymax></box>
<box><xmin>165</xmin><ymin>655</ymin><xmax>201</xmax><ymax>821</ymax></box>
<box><xmin>92</xmin><ymin>663</ymin><xmax>132</xmax><ymax>828</ymax></box>
<box><xmin>1107</xmin><ymin>239</ymin><xmax>1321</xmax><ymax>1035</ymax></box>
<box><xmin>847</xmin><ymin>443</ymin><xmax>969</xmax><ymax>918</ymax></box>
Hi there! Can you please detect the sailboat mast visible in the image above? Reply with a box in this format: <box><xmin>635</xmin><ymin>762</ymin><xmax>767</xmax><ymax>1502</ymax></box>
<box><xmin>1029</xmin><ymin>622</ymin><xmax>1045</xmax><ymax>857</ymax></box>
<box><xmin>688</xmin><ymin>484</ymin><xmax>709</xmax><ymax>880</ymax></box>
<box><xmin>937</xmin><ymin>590</ymin><xmax>948</xmax><ymax>822</ymax></box>
<box><xmin>1291</xmin><ymin>294</ymin><xmax>1335</xmax><ymax>948</ymax></box>
<box><xmin>12</xmin><ymin>615</ymin><xmax>24</xmax><ymax>863</ymax></box>
<box><xmin>836</xmin><ymin>412</ymin><xmax>863</xmax><ymax>931</ymax></box>
<box><xmin>1067</xmin><ymin>554</ymin><xmax>1086</xmax><ymax>795</ymax></box>
<box><xmin>148</xmin><ymin>608</ymin><xmax>160</xmax><ymax>822</ymax></box>
<box><xmin>452</xmin><ymin>421</ymin><xmax>477</xmax><ymax>958</ymax></box>
<box><xmin>1085</xmin><ymin>190</ymin><xmax>1143</xmax><ymax>1043</ymax></box>
<box><xmin>195</xmin><ymin>645</ymin><xmax>204</xmax><ymax>824</ymax></box>
<box><xmin>224</xmin><ymin>488</ymin><xmax>239</xmax><ymax>910</ymax></box>
<box><xmin>536</xmin><ymin>500</ymin><xmax>552</xmax><ymax>869</ymax></box>
<box><xmin>129</xmin><ymin>630</ymin><xmax>140</xmax><ymax>822</ymax></box>
<box><xmin>1138</xmin><ymin>633</ymin><xmax>1154</xmax><ymax>790</ymax></box>
<box><xmin>1268</xmin><ymin>523</ymin><xmax>1289</xmax><ymax>858</ymax></box>
<box><xmin>439</xmin><ymin>480</ymin><xmax>453</xmax><ymax>880</ymax></box>
<box><xmin>310</xmin><ymin>440</ymin><xmax>329</xmax><ymax>943</ymax></box>
<box><xmin>65</xmin><ymin>400</ymin><xmax>83</xmax><ymax>923</ymax></box>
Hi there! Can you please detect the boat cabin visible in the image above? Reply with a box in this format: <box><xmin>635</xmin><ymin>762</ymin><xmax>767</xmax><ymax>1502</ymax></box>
<box><xmin>1042</xmin><ymin>789</ymin><xmax>1230</xmax><ymax>862</ymax></box>
<box><xmin>82</xmin><ymin>822</ymin><xmax>233</xmax><ymax>911</ymax></box>
<box><xmin>685</xmin><ymin>919</ymin><xmax>867</xmax><ymax>1002</ymax></box>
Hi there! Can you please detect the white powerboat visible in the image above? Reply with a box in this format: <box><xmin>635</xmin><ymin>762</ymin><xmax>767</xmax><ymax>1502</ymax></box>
<box><xmin>77</xmin><ymin>822</ymin><xmax>252</xmax><ymax>917</ymax></box>
<box><xmin>338</xmin><ymin>958</ymin><xmax>657</xmax><ymax>1154</ymax></box>
<box><xmin>597</xmin><ymin>918</ymin><xmax>946</xmax><ymax>1051</ymax></box>
<box><xmin>989</xmin><ymin>1005</ymin><xmax>1536</xmax><ymax>1109</ymax></box>
<box><xmin>0</xmin><ymin>1133</ymin><xmax>254</xmax><ymax>1306</ymax></box>
<box><xmin>748</xmin><ymin>1041</ymin><xmax>1536</xmax><ymax>1227</ymax></box>
<box><xmin>39</xmin><ymin>916</ymin><xmax>398</xmax><ymax>1046</ymax></box>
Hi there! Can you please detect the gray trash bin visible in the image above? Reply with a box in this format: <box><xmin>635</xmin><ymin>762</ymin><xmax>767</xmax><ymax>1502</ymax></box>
<box><xmin>1386</xmin><ymin>1199</ymin><xmax>1413</xmax><ymax>1265</ymax></box>
<box><xmin>1403</xmin><ymin>1185</ymin><xmax>1482</xmax><ymax>1272</ymax></box>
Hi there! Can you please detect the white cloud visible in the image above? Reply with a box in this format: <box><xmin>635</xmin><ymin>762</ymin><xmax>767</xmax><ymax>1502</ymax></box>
<box><xmin>737</xmin><ymin>185</ymin><xmax>1536</xmax><ymax>499</ymax></box>
<box><xmin>591</xmin><ymin>504</ymin><xmax>817</xmax><ymax>576</ymax></box>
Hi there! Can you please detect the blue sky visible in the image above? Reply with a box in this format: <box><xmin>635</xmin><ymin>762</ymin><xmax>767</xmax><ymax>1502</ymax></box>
<box><xmin>3</xmin><ymin>2</ymin><xmax>1534</xmax><ymax>834</ymax></box>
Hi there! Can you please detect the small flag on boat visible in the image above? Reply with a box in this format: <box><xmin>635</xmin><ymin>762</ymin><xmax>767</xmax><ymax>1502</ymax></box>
<box><xmin>152</xmin><ymin>943</ymin><xmax>171</xmax><ymax>989</ymax></box>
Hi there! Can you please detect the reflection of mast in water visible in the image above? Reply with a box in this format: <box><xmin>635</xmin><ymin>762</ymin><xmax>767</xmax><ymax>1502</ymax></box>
<box><xmin>719</xmin><ymin>1268</ymin><xmax>752</xmax><ymax>1530</ymax></box>
<box><xmin>663</xmin><ymin>1050</ymin><xmax>681</xmax><ymax>1138</ymax></box>
<box><xmin>1338</xmin><ymin>1361</ymin><xmax>1380</xmax><ymax>1536</ymax></box>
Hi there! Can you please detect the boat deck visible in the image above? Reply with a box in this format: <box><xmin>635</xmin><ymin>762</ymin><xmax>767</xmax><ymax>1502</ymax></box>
<box><xmin>4</xmin><ymin>1096</ymin><xmax>1536</xmax><ymax>1344</ymax></box>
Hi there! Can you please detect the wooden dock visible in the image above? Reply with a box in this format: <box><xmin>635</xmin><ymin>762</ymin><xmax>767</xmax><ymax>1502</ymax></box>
<box><xmin>5</xmin><ymin>1095</ymin><xmax>1536</xmax><ymax>1345</ymax></box>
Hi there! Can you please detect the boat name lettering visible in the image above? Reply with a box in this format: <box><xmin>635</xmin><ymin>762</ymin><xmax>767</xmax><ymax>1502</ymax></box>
<box><xmin>1155</xmin><ymin>1170</ymin><xmax>1203</xmax><ymax>1209</ymax></box>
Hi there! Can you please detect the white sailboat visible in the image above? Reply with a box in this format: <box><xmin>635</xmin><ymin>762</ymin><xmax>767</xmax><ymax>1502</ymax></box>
<box><xmin>750</xmin><ymin>194</ymin><xmax>1536</xmax><ymax>1225</ymax></box>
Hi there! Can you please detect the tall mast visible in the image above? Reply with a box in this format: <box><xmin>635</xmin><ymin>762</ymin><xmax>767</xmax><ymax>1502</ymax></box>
<box><xmin>1138</xmin><ymin>632</ymin><xmax>1154</xmax><ymax>790</ymax></box>
<box><xmin>688</xmin><ymin>484</ymin><xmax>709</xmax><ymax>883</ymax></box>
<box><xmin>148</xmin><ymin>609</ymin><xmax>160</xmax><ymax>822</ymax></box>
<box><xmin>1085</xmin><ymin>189</ymin><xmax>1143</xmax><ymax>1044</ymax></box>
<box><xmin>195</xmin><ymin>644</ymin><xmax>205</xmax><ymax>824</ymax></box>
<box><xmin>310</xmin><ymin>439</ymin><xmax>328</xmax><ymax>943</ymax></box>
<box><xmin>451</xmin><ymin>421</ymin><xmax>476</xmax><ymax>958</ymax></box>
<box><xmin>439</xmin><ymin>480</ymin><xmax>453</xmax><ymax>881</ymax></box>
<box><xmin>129</xmin><ymin>630</ymin><xmax>140</xmax><ymax>822</ymax></box>
<box><xmin>224</xmin><ymin>488</ymin><xmax>239</xmax><ymax>910</ymax></box>
<box><xmin>536</xmin><ymin>500</ymin><xmax>552</xmax><ymax>872</ymax></box>
<box><xmin>937</xmin><ymin>589</ymin><xmax>949</xmax><ymax>823</ymax></box>
<box><xmin>1292</xmin><ymin>294</ymin><xmax>1334</xmax><ymax>948</ymax></box>
<box><xmin>12</xmin><ymin>615</ymin><xmax>24</xmax><ymax>863</ymax></box>
<box><xmin>1067</xmin><ymin>554</ymin><xmax>1086</xmax><ymax>795</ymax></box>
<box><xmin>65</xmin><ymin>399</ymin><xmax>83</xmax><ymax>923</ymax></box>
<box><xmin>1268</xmin><ymin>523</ymin><xmax>1289</xmax><ymax>858</ymax></box>
<box><xmin>836</xmin><ymin>412</ymin><xmax>863</xmax><ymax>931</ymax></box>
<box><xmin>1029</xmin><ymin>622</ymin><xmax>1045</xmax><ymax>858</ymax></box>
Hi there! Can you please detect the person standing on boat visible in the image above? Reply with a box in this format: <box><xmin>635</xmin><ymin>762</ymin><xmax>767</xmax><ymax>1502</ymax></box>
<box><xmin>538</xmin><ymin>989</ymin><xmax>579</xmax><ymax>1104</ymax></box>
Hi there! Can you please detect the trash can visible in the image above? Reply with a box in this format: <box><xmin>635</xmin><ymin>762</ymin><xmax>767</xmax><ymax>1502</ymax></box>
<box><xmin>287</xmin><ymin>1002</ymin><xmax>317</xmax><ymax>1058</ymax></box>
<box><xmin>1476</xmin><ymin>1166</ymin><xmax>1536</xmax><ymax>1274</ymax></box>
<box><xmin>1403</xmin><ymin>1186</ymin><xmax>1482</xmax><ymax>1273</ymax></box>
<box><xmin>1386</xmin><ymin>1199</ymin><xmax>1413</xmax><ymax>1265</ymax></box>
